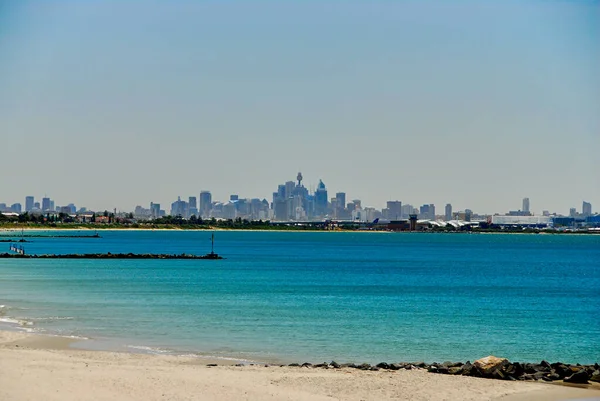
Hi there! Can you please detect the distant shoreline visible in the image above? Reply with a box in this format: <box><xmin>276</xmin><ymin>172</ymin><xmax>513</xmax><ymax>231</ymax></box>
<box><xmin>0</xmin><ymin>226</ymin><xmax>597</xmax><ymax>235</ymax></box>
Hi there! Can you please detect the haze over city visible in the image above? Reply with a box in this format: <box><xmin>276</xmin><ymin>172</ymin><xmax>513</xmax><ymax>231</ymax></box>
<box><xmin>1</xmin><ymin>1</ymin><xmax>598</xmax><ymax>214</ymax></box>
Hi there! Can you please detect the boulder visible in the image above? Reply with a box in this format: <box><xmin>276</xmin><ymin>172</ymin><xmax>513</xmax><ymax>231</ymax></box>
<box><xmin>590</xmin><ymin>370</ymin><xmax>600</xmax><ymax>383</ymax></box>
<box><xmin>448</xmin><ymin>367</ymin><xmax>463</xmax><ymax>375</ymax></box>
<box><xmin>376</xmin><ymin>362</ymin><xmax>390</xmax><ymax>370</ymax></box>
<box><xmin>461</xmin><ymin>362</ymin><xmax>474</xmax><ymax>376</ymax></box>
<box><xmin>564</xmin><ymin>370</ymin><xmax>589</xmax><ymax>384</ymax></box>
<box><xmin>389</xmin><ymin>363</ymin><xmax>403</xmax><ymax>371</ymax></box>
<box><xmin>330</xmin><ymin>361</ymin><xmax>341</xmax><ymax>369</ymax></box>
<box><xmin>474</xmin><ymin>356</ymin><xmax>509</xmax><ymax>376</ymax></box>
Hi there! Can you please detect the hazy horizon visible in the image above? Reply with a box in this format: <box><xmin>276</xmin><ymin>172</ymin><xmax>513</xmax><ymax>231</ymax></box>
<box><xmin>1</xmin><ymin>1</ymin><xmax>598</xmax><ymax>215</ymax></box>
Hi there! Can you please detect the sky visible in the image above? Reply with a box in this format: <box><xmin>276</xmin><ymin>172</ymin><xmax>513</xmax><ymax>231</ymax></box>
<box><xmin>0</xmin><ymin>0</ymin><xmax>598</xmax><ymax>215</ymax></box>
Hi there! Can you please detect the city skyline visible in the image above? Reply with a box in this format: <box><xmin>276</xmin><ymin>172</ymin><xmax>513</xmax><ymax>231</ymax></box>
<box><xmin>0</xmin><ymin>173</ymin><xmax>595</xmax><ymax>219</ymax></box>
<box><xmin>1</xmin><ymin>1</ymin><xmax>598</xmax><ymax>213</ymax></box>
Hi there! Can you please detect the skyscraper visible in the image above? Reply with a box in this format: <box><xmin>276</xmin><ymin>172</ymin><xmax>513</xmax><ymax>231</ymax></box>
<box><xmin>419</xmin><ymin>204</ymin><xmax>435</xmax><ymax>220</ymax></box>
<box><xmin>522</xmin><ymin>197</ymin><xmax>530</xmax><ymax>214</ymax></box>
<box><xmin>335</xmin><ymin>192</ymin><xmax>346</xmax><ymax>209</ymax></box>
<box><xmin>445</xmin><ymin>203</ymin><xmax>452</xmax><ymax>221</ymax></box>
<box><xmin>386</xmin><ymin>201</ymin><xmax>402</xmax><ymax>220</ymax></box>
<box><xmin>199</xmin><ymin>191</ymin><xmax>212</xmax><ymax>218</ymax></box>
<box><xmin>582</xmin><ymin>201</ymin><xmax>592</xmax><ymax>217</ymax></box>
<box><xmin>42</xmin><ymin>197</ymin><xmax>51</xmax><ymax>211</ymax></box>
<box><xmin>25</xmin><ymin>196</ymin><xmax>34</xmax><ymax>212</ymax></box>
<box><xmin>188</xmin><ymin>196</ymin><xmax>198</xmax><ymax>217</ymax></box>
<box><xmin>314</xmin><ymin>179</ymin><xmax>328</xmax><ymax>217</ymax></box>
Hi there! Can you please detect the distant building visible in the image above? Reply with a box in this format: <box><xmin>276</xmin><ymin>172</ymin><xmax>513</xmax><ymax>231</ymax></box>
<box><xmin>492</xmin><ymin>215</ymin><xmax>551</xmax><ymax>227</ymax></box>
<box><xmin>34</xmin><ymin>202</ymin><xmax>40</xmax><ymax>210</ymax></box>
<box><xmin>401</xmin><ymin>204</ymin><xmax>413</xmax><ymax>219</ymax></box>
<box><xmin>42</xmin><ymin>197</ymin><xmax>51</xmax><ymax>211</ymax></box>
<box><xmin>569</xmin><ymin>208</ymin><xmax>577</xmax><ymax>218</ymax></box>
<box><xmin>199</xmin><ymin>191</ymin><xmax>212</xmax><ymax>218</ymax></box>
<box><xmin>419</xmin><ymin>204</ymin><xmax>435</xmax><ymax>220</ymax></box>
<box><xmin>464</xmin><ymin>209</ymin><xmax>472</xmax><ymax>222</ymax></box>
<box><xmin>150</xmin><ymin>203</ymin><xmax>160</xmax><ymax>219</ymax></box>
<box><xmin>522</xmin><ymin>197</ymin><xmax>530</xmax><ymax>214</ymax></box>
<box><xmin>582</xmin><ymin>201</ymin><xmax>592</xmax><ymax>217</ymax></box>
<box><xmin>314</xmin><ymin>180</ymin><xmax>328</xmax><ymax>217</ymax></box>
<box><xmin>335</xmin><ymin>193</ymin><xmax>346</xmax><ymax>210</ymax></box>
<box><xmin>188</xmin><ymin>197</ymin><xmax>197</xmax><ymax>211</ymax></box>
<box><xmin>10</xmin><ymin>203</ymin><xmax>22</xmax><ymax>213</ymax></box>
<box><xmin>445</xmin><ymin>203</ymin><xmax>452</xmax><ymax>221</ymax></box>
<box><xmin>386</xmin><ymin>201</ymin><xmax>402</xmax><ymax>220</ymax></box>
<box><xmin>25</xmin><ymin>196</ymin><xmax>34</xmax><ymax>212</ymax></box>
<box><xmin>170</xmin><ymin>197</ymin><xmax>187</xmax><ymax>217</ymax></box>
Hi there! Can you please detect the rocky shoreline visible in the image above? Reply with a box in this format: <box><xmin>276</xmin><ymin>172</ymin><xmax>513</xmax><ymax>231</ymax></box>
<box><xmin>220</xmin><ymin>356</ymin><xmax>600</xmax><ymax>384</ymax></box>
<box><xmin>0</xmin><ymin>252</ymin><xmax>223</xmax><ymax>260</ymax></box>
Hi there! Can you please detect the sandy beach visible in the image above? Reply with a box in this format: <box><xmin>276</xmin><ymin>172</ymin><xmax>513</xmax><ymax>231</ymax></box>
<box><xmin>0</xmin><ymin>331</ymin><xmax>598</xmax><ymax>401</ymax></box>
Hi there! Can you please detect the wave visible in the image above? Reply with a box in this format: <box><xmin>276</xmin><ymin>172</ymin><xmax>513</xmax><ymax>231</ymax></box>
<box><xmin>29</xmin><ymin>316</ymin><xmax>75</xmax><ymax>322</ymax></box>
<box><xmin>126</xmin><ymin>345</ymin><xmax>172</xmax><ymax>355</ymax></box>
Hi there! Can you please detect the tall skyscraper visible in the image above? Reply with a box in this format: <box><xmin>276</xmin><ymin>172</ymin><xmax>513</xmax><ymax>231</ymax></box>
<box><xmin>42</xmin><ymin>197</ymin><xmax>51</xmax><ymax>212</ymax></box>
<box><xmin>150</xmin><ymin>202</ymin><xmax>160</xmax><ymax>219</ymax></box>
<box><xmin>199</xmin><ymin>191</ymin><xmax>212</xmax><ymax>218</ymax></box>
<box><xmin>386</xmin><ymin>201</ymin><xmax>402</xmax><ymax>220</ymax></box>
<box><xmin>314</xmin><ymin>179</ymin><xmax>328</xmax><ymax>217</ymax></box>
<box><xmin>25</xmin><ymin>196</ymin><xmax>34</xmax><ymax>212</ymax></box>
<box><xmin>284</xmin><ymin>181</ymin><xmax>295</xmax><ymax>199</ymax></box>
<box><xmin>335</xmin><ymin>192</ymin><xmax>346</xmax><ymax>209</ymax></box>
<box><xmin>522</xmin><ymin>197</ymin><xmax>530</xmax><ymax>213</ymax></box>
<box><xmin>188</xmin><ymin>197</ymin><xmax>197</xmax><ymax>210</ymax></box>
<box><xmin>445</xmin><ymin>204</ymin><xmax>452</xmax><ymax>221</ymax></box>
<box><xmin>569</xmin><ymin>207</ymin><xmax>577</xmax><ymax>217</ymax></box>
<box><xmin>582</xmin><ymin>201</ymin><xmax>592</xmax><ymax>217</ymax></box>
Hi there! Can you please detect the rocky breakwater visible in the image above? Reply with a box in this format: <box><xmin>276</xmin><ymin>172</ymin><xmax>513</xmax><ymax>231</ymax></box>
<box><xmin>227</xmin><ymin>356</ymin><xmax>600</xmax><ymax>385</ymax></box>
<box><xmin>0</xmin><ymin>252</ymin><xmax>223</xmax><ymax>260</ymax></box>
<box><xmin>426</xmin><ymin>355</ymin><xmax>600</xmax><ymax>384</ymax></box>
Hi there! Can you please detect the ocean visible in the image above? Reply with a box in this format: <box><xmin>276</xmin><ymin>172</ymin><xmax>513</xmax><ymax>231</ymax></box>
<box><xmin>0</xmin><ymin>230</ymin><xmax>598</xmax><ymax>364</ymax></box>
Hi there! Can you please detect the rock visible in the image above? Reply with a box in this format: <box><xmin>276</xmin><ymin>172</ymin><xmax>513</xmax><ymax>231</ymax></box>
<box><xmin>330</xmin><ymin>361</ymin><xmax>340</xmax><ymax>369</ymax></box>
<box><xmin>413</xmin><ymin>361</ymin><xmax>427</xmax><ymax>368</ymax></box>
<box><xmin>389</xmin><ymin>363</ymin><xmax>403</xmax><ymax>371</ymax></box>
<box><xmin>436</xmin><ymin>366</ymin><xmax>449</xmax><ymax>374</ymax></box>
<box><xmin>545</xmin><ymin>373</ymin><xmax>561</xmax><ymax>381</ymax></box>
<box><xmin>206</xmin><ymin>363</ymin><xmax>217</xmax><ymax>367</ymax></box>
<box><xmin>461</xmin><ymin>362</ymin><xmax>474</xmax><ymax>376</ymax></box>
<box><xmin>427</xmin><ymin>366</ymin><xmax>438</xmax><ymax>373</ymax></box>
<box><xmin>357</xmin><ymin>363</ymin><xmax>371</xmax><ymax>370</ymax></box>
<box><xmin>474</xmin><ymin>356</ymin><xmax>509</xmax><ymax>376</ymax></box>
<box><xmin>301</xmin><ymin>362</ymin><xmax>312</xmax><ymax>368</ymax></box>
<box><xmin>376</xmin><ymin>362</ymin><xmax>390</xmax><ymax>370</ymax></box>
<box><xmin>564</xmin><ymin>370</ymin><xmax>589</xmax><ymax>384</ymax></box>
<box><xmin>504</xmin><ymin>363</ymin><xmax>524</xmax><ymax>378</ymax></box>
<box><xmin>552</xmin><ymin>364</ymin><xmax>570</xmax><ymax>378</ymax></box>
<box><xmin>448</xmin><ymin>367</ymin><xmax>463</xmax><ymax>375</ymax></box>
<box><xmin>313</xmin><ymin>363</ymin><xmax>328</xmax><ymax>368</ymax></box>
<box><xmin>288</xmin><ymin>363</ymin><xmax>300</xmax><ymax>367</ymax></box>
<box><xmin>590</xmin><ymin>370</ymin><xmax>600</xmax><ymax>383</ymax></box>
<box><xmin>369</xmin><ymin>367</ymin><xmax>380</xmax><ymax>371</ymax></box>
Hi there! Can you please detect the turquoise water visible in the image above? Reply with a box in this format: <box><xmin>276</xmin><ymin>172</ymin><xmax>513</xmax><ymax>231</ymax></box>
<box><xmin>0</xmin><ymin>231</ymin><xmax>598</xmax><ymax>364</ymax></box>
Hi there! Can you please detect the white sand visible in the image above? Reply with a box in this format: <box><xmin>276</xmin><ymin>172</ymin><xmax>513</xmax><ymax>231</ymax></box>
<box><xmin>1</xmin><ymin>331</ymin><xmax>598</xmax><ymax>401</ymax></box>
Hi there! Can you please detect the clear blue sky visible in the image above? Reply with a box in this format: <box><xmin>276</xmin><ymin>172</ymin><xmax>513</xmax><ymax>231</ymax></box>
<box><xmin>1</xmin><ymin>1</ymin><xmax>598</xmax><ymax>215</ymax></box>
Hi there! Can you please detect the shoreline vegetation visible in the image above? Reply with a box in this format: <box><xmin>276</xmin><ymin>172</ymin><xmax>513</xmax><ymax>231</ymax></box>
<box><xmin>0</xmin><ymin>331</ymin><xmax>599</xmax><ymax>401</ymax></box>
<box><xmin>0</xmin><ymin>211</ymin><xmax>598</xmax><ymax>233</ymax></box>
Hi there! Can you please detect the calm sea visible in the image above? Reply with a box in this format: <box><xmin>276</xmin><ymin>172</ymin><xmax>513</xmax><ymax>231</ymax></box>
<box><xmin>0</xmin><ymin>230</ymin><xmax>598</xmax><ymax>364</ymax></box>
